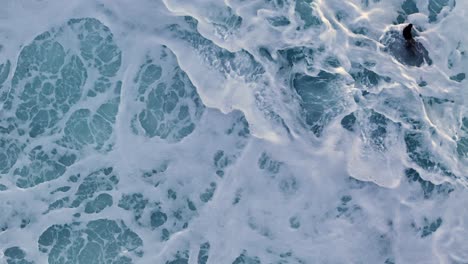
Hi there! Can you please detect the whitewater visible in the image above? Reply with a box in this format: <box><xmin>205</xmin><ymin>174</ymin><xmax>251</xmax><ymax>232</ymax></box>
<box><xmin>0</xmin><ymin>0</ymin><xmax>466</xmax><ymax>263</ymax></box>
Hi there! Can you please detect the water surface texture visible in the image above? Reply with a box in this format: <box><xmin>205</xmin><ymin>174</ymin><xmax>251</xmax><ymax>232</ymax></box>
<box><xmin>0</xmin><ymin>0</ymin><xmax>467</xmax><ymax>263</ymax></box>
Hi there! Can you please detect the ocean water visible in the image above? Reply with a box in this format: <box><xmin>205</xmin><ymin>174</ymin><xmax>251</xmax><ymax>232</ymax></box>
<box><xmin>0</xmin><ymin>0</ymin><xmax>466</xmax><ymax>263</ymax></box>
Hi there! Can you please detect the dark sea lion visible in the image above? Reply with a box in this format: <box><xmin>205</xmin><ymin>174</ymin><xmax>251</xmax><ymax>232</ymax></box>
<box><xmin>403</xmin><ymin>24</ymin><xmax>413</xmax><ymax>40</ymax></box>
<box><xmin>403</xmin><ymin>24</ymin><xmax>415</xmax><ymax>47</ymax></box>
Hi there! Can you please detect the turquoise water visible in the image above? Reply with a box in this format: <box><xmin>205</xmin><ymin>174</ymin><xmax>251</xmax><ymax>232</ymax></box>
<box><xmin>0</xmin><ymin>0</ymin><xmax>466</xmax><ymax>263</ymax></box>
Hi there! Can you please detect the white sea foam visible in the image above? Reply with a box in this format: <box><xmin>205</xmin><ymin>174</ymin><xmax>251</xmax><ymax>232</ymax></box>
<box><xmin>0</xmin><ymin>0</ymin><xmax>466</xmax><ymax>263</ymax></box>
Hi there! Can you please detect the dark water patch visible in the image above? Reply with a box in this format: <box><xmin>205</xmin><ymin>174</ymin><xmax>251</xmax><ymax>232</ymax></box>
<box><xmin>258</xmin><ymin>152</ymin><xmax>282</xmax><ymax>175</ymax></box>
<box><xmin>166</xmin><ymin>251</ymin><xmax>189</xmax><ymax>264</ymax></box>
<box><xmin>4</xmin><ymin>246</ymin><xmax>34</xmax><ymax>264</ymax></box>
<box><xmin>232</xmin><ymin>251</ymin><xmax>261</xmax><ymax>264</ymax></box>
<box><xmin>421</xmin><ymin>217</ymin><xmax>442</xmax><ymax>237</ymax></box>
<box><xmin>267</xmin><ymin>16</ymin><xmax>290</xmax><ymax>27</ymax></box>
<box><xmin>396</xmin><ymin>0</ymin><xmax>419</xmax><ymax>24</ymax></box>
<box><xmin>84</xmin><ymin>193</ymin><xmax>113</xmax><ymax>214</ymax></box>
<box><xmin>289</xmin><ymin>216</ymin><xmax>300</xmax><ymax>229</ymax></box>
<box><xmin>350</xmin><ymin>63</ymin><xmax>390</xmax><ymax>89</ymax></box>
<box><xmin>428</xmin><ymin>0</ymin><xmax>456</xmax><ymax>22</ymax></box>
<box><xmin>197</xmin><ymin>242</ymin><xmax>210</xmax><ymax>264</ymax></box>
<box><xmin>450</xmin><ymin>73</ymin><xmax>465</xmax><ymax>82</ymax></box>
<box><xmin>200</xmin><ymin>182</ymin><xmax>216</xmax><ymax>203</ymax></box>
<box><xmin>295</xmin><ymin>0</ymin><xmax>322</xmax><ymax>29</ymax></box>
<box><xmin>457</xmin><ymin>117</ymin><xmax>468</xmax><ymax>158</ymax></box>
<box><xmin>3</xmin><ymin>18</ymin><xmax>122</xmax><ymax>189</ymax></box>
<box><xmin>132</xmin><ymin>47</ymin><xmax>205</xmax><ymax>142</ymax></box>
<box><xmin>0</xmin><ymin>137</ymin><xmax>23</xmax><ymax>174</ymax></box>
<box><xmin>38</xmin><ymin>219</ymin><xmax>143</xmax><ymax>263</ymax></box>
<box><xmin>118</xmin><ymin>193</ymin><xmax>149</xmax><ymax>221</ymax></box>
<box><xmin>405</xmin><ymin>168</ymin><xmax>453</xmax><ymax>198</ymax></box>
<box><xmin>277</xmin><ymin>46</ymin><xmax>315</xmax><ymax>68</ymax></box>
<box><xmin>14</xmin><ymin>146</ymin><xmax>77</xmax><ymax>188</ymax></box>
<box><xmin>341</xmin><ymin>113</ymin><xmax>357</xmax><ymax>132</ymax></box>
<box><xmin>404</xmin><ymin>132</ymin><xmax>454</xmax><ymax>177</ymax></box>
<box><xmin>71</xmin><ymin>167</ymin><xmax>118</xmax><ymax>208</ymax></box>
<box><xmin>411</xmin><ymin>217</ymin><xmax>443</xmax><ymax>238</ymax></box>
<box><xmin>151</xmin><ymin>211</ymin><xmax>168</xmax><ymax>228</ymax></box>
<box><xmin>293</xmin><ymin>71</ymin><xmax>345</xmax><ymax>136</ymax></box>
